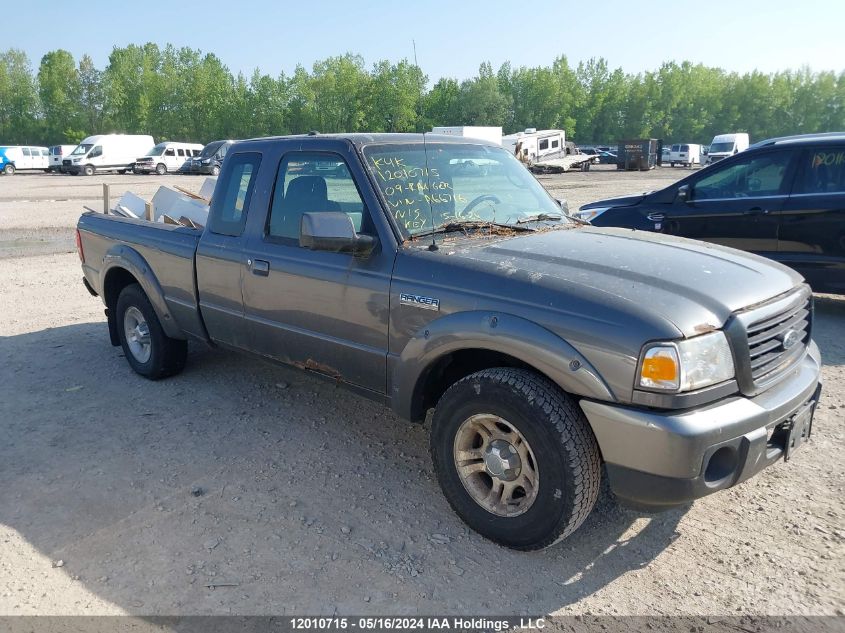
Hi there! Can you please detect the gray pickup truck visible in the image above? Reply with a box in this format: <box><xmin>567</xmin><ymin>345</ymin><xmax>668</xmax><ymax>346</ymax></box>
<box><xmin>77</xmin><ymin>133</ymin><xmax>822</xmax><ymax>550</ymax></box>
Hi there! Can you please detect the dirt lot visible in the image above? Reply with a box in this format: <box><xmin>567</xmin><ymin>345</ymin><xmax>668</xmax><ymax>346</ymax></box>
<box><xmin>0</xmin><ymin>167</ymin><xmax>843</xmax><ymax>616</ymax></box>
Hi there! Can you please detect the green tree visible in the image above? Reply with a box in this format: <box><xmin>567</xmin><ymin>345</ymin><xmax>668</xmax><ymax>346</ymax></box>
<box><xmin>458</xmin><ymin>62</ymin><xmax>511</xmax><ymax>126</ymax></box>
<box><xmin>0</xmin><ymin>49</ymin><xmax>41</xmax><ymax>143</ymax></box>
<box><xmin>310</xmin><ymin>54</ymin><xmax>369</xmax><ymax>132</ymax></box>
<box><xmin>38</xmin><ymin>50</ymin><xmax>81</xmax><ymax>142</ymax></box>
<box><xmin>366</xmin><ymin>59</ymin><xmax>426</xmax><ymax>132</ymax></box>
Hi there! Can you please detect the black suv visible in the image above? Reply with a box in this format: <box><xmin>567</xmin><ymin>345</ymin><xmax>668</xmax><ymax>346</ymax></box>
<box><xmin>576</xmin><ymin>133</ymin><xmax>845</xmax><ymax>294</ymax></box>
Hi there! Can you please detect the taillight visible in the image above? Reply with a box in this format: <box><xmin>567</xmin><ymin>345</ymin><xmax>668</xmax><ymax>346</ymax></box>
<box><xmin>76</xmin><ymin>229</ymin><xmax>85</xmax><ymax>263</ymax></box>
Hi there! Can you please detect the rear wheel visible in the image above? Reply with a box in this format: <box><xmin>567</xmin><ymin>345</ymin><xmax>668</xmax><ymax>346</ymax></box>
<box><xmin>155</xmin><ymin>163</ymin><xmax>167</xmax><ymax>175</ymax></box>
<box><xmin>116</xmin><ymin>283</ymin><xmax>187</xmax><ymax>379</ymax></box>
<box><xmin>430</xmin><ymin>368</ymin><xmax>601</xmax><ymax>550</ymax></box>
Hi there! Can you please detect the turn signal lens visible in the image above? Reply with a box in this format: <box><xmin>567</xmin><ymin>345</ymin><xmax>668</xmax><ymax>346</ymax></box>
<box><xmin>639</xmin><ymin>346</ymin><xmax>680</xmax><ymax>390</ymax></box>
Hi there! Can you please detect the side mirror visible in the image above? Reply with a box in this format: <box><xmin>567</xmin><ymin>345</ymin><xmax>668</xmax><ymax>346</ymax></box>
<box><xmin>676</xmin><ymin>184</ymin><xmax>691</xmax><ymax>203</ymax></box>
<box><xmin>555</xmin><ymin>198</ymin><xmax>570</xmax><ymax>215</ymax></box>
<box><xmin>299</xmin><ymin>212</ymin><xmax>376</xmax><ymax>257</ymax></box>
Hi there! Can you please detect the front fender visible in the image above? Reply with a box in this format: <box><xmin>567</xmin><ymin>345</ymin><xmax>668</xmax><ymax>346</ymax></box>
<box><xmin>391</xmin><ymin>310</ymin><xmax>614</xmax><ymax>420</ymax></box>
<box><xmin>100</xmin><ymin>244</ymin><xmax>185</xmax><ymax>340</ymax></box>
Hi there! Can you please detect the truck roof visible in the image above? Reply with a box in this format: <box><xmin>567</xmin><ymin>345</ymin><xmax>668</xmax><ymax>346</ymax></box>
<box><xmin>238</xmin><ymin>132</ymin><xmax>501</xmax><ymax>148</ymax></box>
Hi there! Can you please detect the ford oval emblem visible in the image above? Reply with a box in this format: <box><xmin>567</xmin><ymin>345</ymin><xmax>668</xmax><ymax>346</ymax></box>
<box><xmin>781</xmin><ymin>329</ymin><xmax>801</xmax><ymax>350</ymax></box>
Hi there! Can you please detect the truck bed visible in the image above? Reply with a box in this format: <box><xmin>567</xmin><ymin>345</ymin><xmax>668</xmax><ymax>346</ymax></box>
<box><xmin>77</xmin><ymin>212</ymin><xmax>206</xmax><ymax>341</ymax></box>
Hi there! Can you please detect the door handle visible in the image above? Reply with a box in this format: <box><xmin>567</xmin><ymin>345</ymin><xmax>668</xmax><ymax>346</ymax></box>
<box><xmin>748</xmin><ymin>207</ymin><xmax>769</xmax><ymax>215</ymax></box>
<box><xmin>248</xmin><ymin>258</ymin><xmax>270</xmax><ymax>276</ymax></box>
<box><xmin>646</xmin><ymin>212</ymin><xmax>665</xmax><ymax>221</ymax></box>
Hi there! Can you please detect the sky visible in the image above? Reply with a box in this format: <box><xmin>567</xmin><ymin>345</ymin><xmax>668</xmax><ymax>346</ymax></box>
<box><xmin>6</xmin><ymin>0</ymin><xmax>843</xmax><ymax>81</ymax></box>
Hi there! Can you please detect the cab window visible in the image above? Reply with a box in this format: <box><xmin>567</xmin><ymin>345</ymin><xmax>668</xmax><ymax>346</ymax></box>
<box><xmin>165</xmin><ymin>148</ymin><xmax>176</xmax><ymax>157</ymax></box>
<box><xmin>693</xmin><ymin>151</ymin><xmax>792</xmax><ymax>200</ymax></box>
<box><xmin>266</xmin><ymin>152</ymin><xmax>368</xmax><ymax>243</ymax></box>
<box><xmin>22</xmin><ymin>148</ymin><xmax>31</xmax><ymax>156</ymax></box>
<box><xmin>207</xmin><ymin>152</ymin><xmax>261</xmax><ymax>236</ymax></box>
<box><xmin>89</xmin><ymin>146</ymin><xmax>102</xmax><ymax>158</ymax></box>
<box><xmin>795</xmin><ymin>148</ymin><xmax>845</xmax><ymax>195</ymax></box>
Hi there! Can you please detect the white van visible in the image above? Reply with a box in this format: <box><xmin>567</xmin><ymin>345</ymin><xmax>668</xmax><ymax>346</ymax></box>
<box><xmin>49</xmin><ymin>145</ymin><xmax>78</xmax><ymax>172</ymax></box>
<box><xmin>0</xmin><ymin>146</ymin><xmax>50</xmax><ymax>175</ymax></box>
<box><xmin>64</xmin><ymin>134</ymin><xmax>155</xmax><ymax>176</ymax></box>
<box><xmin>133</xmin><ymin>141</ymin><xmax>204</xmax><ymax>175</ymax></box>
<box><xmin>667</xmin><ymin>143</ymin><xmax>702</xmax><ymax>167</ymax></box>
<box><xmin>705</xmin><ymin>133</ymin><xmax>750</xmax><ymax>165</ymax></box>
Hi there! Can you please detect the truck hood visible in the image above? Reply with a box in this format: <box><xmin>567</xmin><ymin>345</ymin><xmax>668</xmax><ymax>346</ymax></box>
<box><xmin>450</xmin><ymin>226</ymin><xmax>803</xmax><ymax>338</ymax></box>
<box><xmin>579</xmin><ymin>193</ymin><xmax>645</xmax><ymax>210</ymax></box>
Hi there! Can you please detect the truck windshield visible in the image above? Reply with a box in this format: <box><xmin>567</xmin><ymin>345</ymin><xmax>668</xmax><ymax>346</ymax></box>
<box><xmin>70</xmin><ymin>144</ymin><xmax>93</xmax><ymax>156</ymax></box>
<box><xmin>710</xmin><ymin>142</ymin><xmax>735</xmax><ymax>153</ymax></box>
<box><xmin>146</xmin><ymin>143</ymin><xmax>167</xmax><ymax>156</ymax></box>
<box><xmin>199</xmin><ymin>141</ymin><xmax>225</xmax><ymax>158</ymax></box>
<box><xmin>362</xmin><ymin>142</ymin><xmax>568</xmax><ymax>239</ymax></box>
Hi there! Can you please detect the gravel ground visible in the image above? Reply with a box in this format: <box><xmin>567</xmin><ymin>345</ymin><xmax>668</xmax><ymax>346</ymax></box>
<box><xmin>0</xmin><ymin>168</ymin><xmax>842</xmax><ymax>616</ymax></box>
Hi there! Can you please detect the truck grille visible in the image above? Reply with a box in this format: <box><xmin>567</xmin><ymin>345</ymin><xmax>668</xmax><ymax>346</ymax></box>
<box><xmin>745</xmin><ymin>294</ymin><xmax>811</xmax><ymax>386</ymax></box>
<box><xmin>63</xmin><ymin>159</ymin><xmax>71</xmax><ymax>166</ymax></box>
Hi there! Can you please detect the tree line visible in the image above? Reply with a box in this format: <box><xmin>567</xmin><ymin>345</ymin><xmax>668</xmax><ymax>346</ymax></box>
<box><xmin>1</xmin><ymin>44</ymin><xmax>842</xmax><ymax>147</ymax></box>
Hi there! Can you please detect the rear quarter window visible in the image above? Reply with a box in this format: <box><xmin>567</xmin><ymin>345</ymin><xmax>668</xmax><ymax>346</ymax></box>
<box><xmin>207</xmin><ymin>152</ymin><xmax>262</xmax><ymax>236</ymax></box>
<box><xmin>796</xmin><ymin>148</ymin><xmax>845</xmax><ymax>194</ymax></box>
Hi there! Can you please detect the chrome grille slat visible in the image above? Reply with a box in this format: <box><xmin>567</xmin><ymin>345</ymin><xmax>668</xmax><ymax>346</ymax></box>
<box><xmin>746</xmin><ymin>304</ymin><xmax>807</xmax><ymax>335</ymax></box>
<box><xmin>742</xmin><ymin>291</ymin><xmax>811</xmax><ymax>387</ymax></box>
<box><xmin>747</xmin><ymin>312</ymin><xmax>809</xmax><ymax>348</ymax></box>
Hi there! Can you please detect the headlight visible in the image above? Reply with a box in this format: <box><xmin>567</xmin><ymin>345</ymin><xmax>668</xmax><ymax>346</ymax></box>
<box><xmin>572</xmin><ymin>207</ymin><xmax>609</xmax><ymax>222</ymax></box>
<box><xmin>201</xmin><ymin>158</ymin><xmax>211</xmax><ymax>164</ymax></box>
<box><xmin>638</xmin><ymin>331</ymin><xmax>735</xmax><ymax>392</ymax></box>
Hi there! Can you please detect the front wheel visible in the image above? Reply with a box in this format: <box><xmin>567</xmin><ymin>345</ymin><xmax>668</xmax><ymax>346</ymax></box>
<box><xmin>430</xmin><ymin>368</ymin><xmax>601</xmax><ymax>550</ymax></box>
<box><xmin>155</xmin><ymin>163</ymin><xmax>167</xmax><ymax>175</ymax></box>
<box><xmin>3</xmin><ymin>164</ymin><xmax>15</xmax><ymax>175</ymax></box>
<box><xmin>83</xmin><ymin>165</ymin><xmax>95</xmax><ymax>176</ymax></box>
<box><xmin>116</xmin><ymin>283</ymin><xmax>187</xmax><ymax>380</ymax></box>
<box><xmin>210</xmin><ymin>165</ymin><xmax>220</xmax><ymax>176</ymax></box>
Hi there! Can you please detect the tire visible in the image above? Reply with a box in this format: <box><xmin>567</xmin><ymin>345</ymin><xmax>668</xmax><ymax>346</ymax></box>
<box><xmin>83</xmin><ymin>164</ymin><xmax>95</xmax><ymax>176</ymax></box>
<box><xmin>430</xmin><ymin>368</ymin><xmax>601</xmax><ymax>550</ymax></box>
<box><xmin>3</xmin><ymin>164</ymin><xmax>15</xmax><ymax>176</ymax></box>
<box><xmin>211</xmin><ymin>165</ymin><xmax>220</xmax><ymax>176</ymax></box>
<box><xmin>155</xmin><ymin>163</ymin><xmax>167</xmax><ymax>175</ymax></box>
<box><xmin>670</xmin><ymin>162</ymin><xmax>675</xmax><ymax>167</ymax></box>
<box><xmin>116</xmin><ymin>283</ymin><xmax>187</xmax><ymax>380</ymax></box>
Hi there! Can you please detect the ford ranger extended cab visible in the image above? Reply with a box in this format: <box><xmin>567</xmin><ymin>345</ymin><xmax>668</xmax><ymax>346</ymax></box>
<box><xmin>77</xmin><ymin>133</ymin><xmax>822</xmax><ymax>551</ymax></box>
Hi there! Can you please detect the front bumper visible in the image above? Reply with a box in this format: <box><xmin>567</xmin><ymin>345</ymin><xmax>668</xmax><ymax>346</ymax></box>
<box><xmin>134</xmin><ymin>163</ymin><xmax>156</xmax><ymax>173</ymax></box>
<box><xmin>580</xmin><ymin>341</ymin><xmax>822</xmax><ymax>511</ymax></box>
<box><xmin>180</xmin><ymin>162</ymin><xmax>215</xmax><ymax>174</ymax></box>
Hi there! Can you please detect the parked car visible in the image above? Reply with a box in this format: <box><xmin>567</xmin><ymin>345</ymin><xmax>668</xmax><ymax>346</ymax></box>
<box><xmin>77</xmin><ymin>133</ymin><xmax>821</xmax><ymax>550</ymax></box>
<box><xmin>64</xmin><ymin>134</ymin><xmax>155</xmax><ymax>176</ymax></box>
<box><xmin>667</xmin><ymin>143</ymin><xmax>703</xmax><ymax>167</ymax></box>
<box><xmin>179</xmin><ymin>139</ymin><xmax>235</xmax><ymax>176</ymax></box>
<box><xmin>134</xmin><ymin>142</ymin><xmax>204</xmax><ymax>175</ymax></box>
<box><xmin>575</xmin><ymin>132</ymin><xmax>845</xmax><ymax>294</ymax></box>
<box><xmin>705</xmin><ymin>133</ymin><xmax>750</xmax><ymax>165</ymax></box>
<box><xmin>597</xmin><ymin>151</ymin><xmax>617</xmax><ymax>165</ymax></box>
<box><xmin>49</xmin><ymin>145</ymin><xmax>77</xmax><ymax>173</ymax></box>
<box><xmin>0</xmin><ymin>146</ymin><xmax>50</xmax><ymax>175</ymax></box>
<box><xmin>579</xmin><ymin>147</ymin><xmax>601</xmax><ymax>164</ymax></box>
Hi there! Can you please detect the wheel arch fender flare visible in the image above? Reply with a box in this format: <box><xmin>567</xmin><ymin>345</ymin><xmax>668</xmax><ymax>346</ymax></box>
<box><xmin>390</xmin><ymin>310</ymin><xmax>615</xmax><ymax>420</ymax></box>
<box><xmin>99</xmin><ymin>244</ymin><xmax>185</xmax><ymax>340</ymax></box>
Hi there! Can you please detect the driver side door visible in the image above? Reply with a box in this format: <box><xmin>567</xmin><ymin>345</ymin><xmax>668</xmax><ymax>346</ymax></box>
<box><xmin>662</xmin><ymin>149</ymin><xmax>796</xmax><ymax>255</ymax></box>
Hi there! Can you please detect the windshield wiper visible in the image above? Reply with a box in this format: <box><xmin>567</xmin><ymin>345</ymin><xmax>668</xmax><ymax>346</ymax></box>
<box><xmin>515</xmin><ymin>212</ymin><xmax>564</xmax><ymax>224</ymax></box>
<box><xmin>410</xmin><ymin>219</ymin><xmax>535</xmax><ymax>240</ymax></box>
